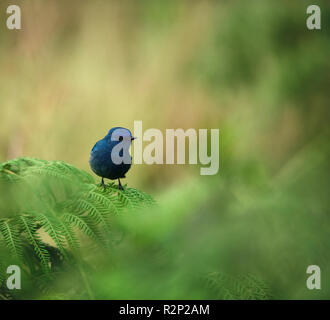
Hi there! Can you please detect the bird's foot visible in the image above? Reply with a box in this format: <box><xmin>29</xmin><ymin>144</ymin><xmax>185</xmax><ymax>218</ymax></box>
<box><xmin>99</xmin><ymin>178</ymin><xmax>106</xmax><ymax>189</ymax></box>
<box><xmin>118</xmin><ymin>178</ymin><xmax>124</xmax><ymax>191</ymax></box>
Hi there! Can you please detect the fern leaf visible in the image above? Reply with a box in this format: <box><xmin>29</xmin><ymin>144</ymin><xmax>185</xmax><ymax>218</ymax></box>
<box><xmin>63</xmin><ymin>213</ymin><xmax>101</xmax><ymax>243</ymax></box>
<box><xmin>0</xmin><ymin>157</ymin><xmax>155</xmax><ymax>281</ymax></box>
<box><xmin>88</xmin><ymin>188</ymin><xmax>122</xmax><ymax>215</ymax></box>
<box><xmin>74</xmin><ymin>198</ymin><xmax>111</xmax><ymax>232</ymax></box>
<box><xmin>117</xmin><ymin>188</ymin><xmax>153</xmax><ymax>209</ymax></box>
<box><xmin>58</xmin><ymin>218</ymin><xmax>79</xmax><ymax>249</ymax></box>
<box><xmin>0</xmin><ymin>220</ymin><xmax>23</xmax><ymax>260</ymax></box>
<box><xmin>19</xmin><ymin>215</ymin><xmax>50</xmax><ymax>273</ymax></box>
<box><xmin>37</xmin><ymin>213</ymin><xmax>66</xmax><ymax>255</ymax></box>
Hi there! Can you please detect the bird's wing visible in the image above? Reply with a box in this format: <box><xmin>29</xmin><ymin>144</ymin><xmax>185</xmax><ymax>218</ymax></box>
<box><xmin>90</xmin><ymin>139</ymin><xmax>107</xmax><ymax>155</ymax></box>
<box><xmin>91</xmin><ymin>141</ymin><xmax>99</xmax><ymax>153</ymax></box>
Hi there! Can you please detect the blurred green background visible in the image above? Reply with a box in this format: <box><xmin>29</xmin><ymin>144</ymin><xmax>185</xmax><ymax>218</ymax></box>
<box><xmin>0</xmin><ymin>0</ymin><xmax>330</xmax><ymax>299</ymax></box>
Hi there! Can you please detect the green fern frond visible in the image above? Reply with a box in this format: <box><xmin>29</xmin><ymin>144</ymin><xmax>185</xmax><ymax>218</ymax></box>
<box><xmin>0</xmin><ymin>220</ymin><xmax>23</xmax><ymax>261</ymax></box>
<box><xmin>0</xmin><ymin>157</ymin><xmax>155</xmax><ymax>291</ymax></box>
<box><xmin>37</xmin><ymin>213</ymin><xmax>66</xmax><ymax>255</ymax></box>
<box><xmin>125</xmin><ymin>187</ymin><xmax>156</xmax><ymax>206</ymax></box>
<box><xmin>117</xmin><ymin>188</ymin><xmax>154</xmax><ymax>209</ymax></box>
<box><xmin>23</xmin><ymin>161</ymin><xmax>93</xmax><ymax>184</ymax></box>
<box><xmin>23</xmin><ymin>164</ymin><xmax>74</xmax><ymax>184</ymax></box>
<box><xmin>63</xmin><ymin>213</ymin><xmax>102</xmax><ymax>243</ymax></box>
<box><xmin>205</xmin><ymin>272</ymin><xmax>270</xmax><ymax>300</ymax></box>
<box><xmin>74</xmin><ymin>198</ymin><xmax>111</xmax><ymax>232</ymax></box>
<box><xmin>87</xmin><ymin>188</ymin><xmax>123</xmax><ymax>215</ymax></box>
<box><xmin>19</xmin><ymin>215</ymin><xmax>51</xmax><ymax>273</ymax></box>
<box><xmin>54</xmin><ymin>161</ymin><xmax>95</xmax><ymax>184</ymax></box>
<box><xmin>58</xmin><ymin>218</ymin><xmax>79</xmax><ymax>250</ymax></box>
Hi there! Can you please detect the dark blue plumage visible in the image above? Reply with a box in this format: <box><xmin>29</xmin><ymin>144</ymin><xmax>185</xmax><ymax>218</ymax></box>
<box><xmin>89</xmin><ymin>127</ymin><xmax>135</xmax><ymax>189</ymax></box>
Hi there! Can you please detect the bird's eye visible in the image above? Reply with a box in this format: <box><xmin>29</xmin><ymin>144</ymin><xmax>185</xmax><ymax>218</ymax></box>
<box><xmin>119</xmin><ymin>136</ymin><xmax>123</xmax><ymax>141</ymax></box>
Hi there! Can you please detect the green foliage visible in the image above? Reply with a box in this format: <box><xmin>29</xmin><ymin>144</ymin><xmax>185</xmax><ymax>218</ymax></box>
<box><xmin>206</xmin><ymin>272</ymin><xmax>270</xmax><ymax>300</ymax></box>
<box><xmin>0</xmin><ymin>158</ymin><xmax>274</xmax><ymax>300</ymax></box>
<box><xmin>0</xmin><ymin>157</ymin><xmax>155</xmax><ymax>298</ymax></box>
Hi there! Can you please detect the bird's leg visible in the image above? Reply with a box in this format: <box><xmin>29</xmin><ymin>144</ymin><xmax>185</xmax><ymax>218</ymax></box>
<box><xmin>118</xmin><ymin>178</ymin><xmax>124</xmax><ymax>191</ymax></box>
<box><xmin>100</xmin><ymin>177</ymin><xmax>106</xmax><ymax>188</ymax></box>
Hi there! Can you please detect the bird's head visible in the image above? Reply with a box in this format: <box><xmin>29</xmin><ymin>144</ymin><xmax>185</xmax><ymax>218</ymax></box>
<box><xmin>106</xmin><ymin>127</ymin><xmax>136</xmax><ymax>143</ymax></box>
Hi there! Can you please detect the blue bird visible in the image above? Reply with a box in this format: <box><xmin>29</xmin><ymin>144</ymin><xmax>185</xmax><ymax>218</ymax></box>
<box><xmin>89</xmin><ymin>127</ymin><xmax>135</xmax><ymax>190</ymax></box>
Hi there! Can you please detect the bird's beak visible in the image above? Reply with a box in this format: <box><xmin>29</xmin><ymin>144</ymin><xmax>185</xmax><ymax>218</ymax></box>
<box><xmin>131</xmin><ymin>137</ymin><xmax>137</xmax><ymax>141</ymax></box>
